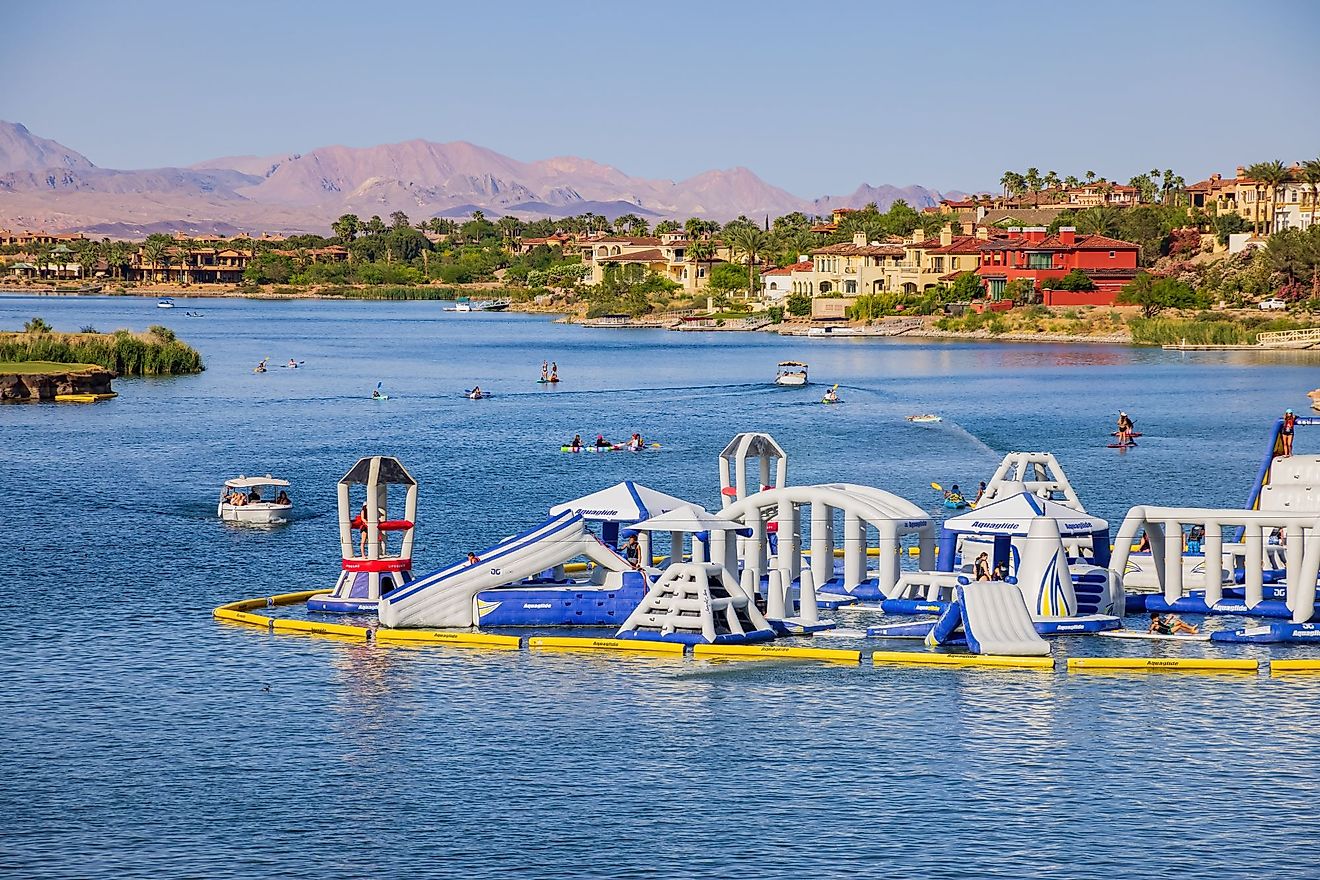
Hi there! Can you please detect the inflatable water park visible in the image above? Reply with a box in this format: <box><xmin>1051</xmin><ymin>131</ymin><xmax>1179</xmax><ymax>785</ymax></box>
<box><xmin>214</xmin><ymin>413</ymin><xmax>1320</xmax><ymax>673</ymax></box>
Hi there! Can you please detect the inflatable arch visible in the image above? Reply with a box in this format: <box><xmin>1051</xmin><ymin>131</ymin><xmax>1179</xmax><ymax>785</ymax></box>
<box><xmin>1110</xmin><ymin>505</ymin><xmax>1320</xmax><ymax>623</ymax></box>
<box><xmin>719</xmin><ymin>432</ymin><xmax>787</xmax><ymax>505</ymax></box>
<box><xmin>980</xmin><ymin>451</ymin><xmax>1083</xmax><ymax>509</ymax></box>
<box><xmin>717</xmin><ymin>484</ymin><xmax>936</xmax><ymax>604</ymax></box>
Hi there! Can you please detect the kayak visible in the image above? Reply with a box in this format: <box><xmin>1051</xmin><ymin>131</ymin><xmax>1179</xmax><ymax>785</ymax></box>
<box><xmin>943</xmin><ymin>499</ymin><xmax>968</xmax><ymax>509</ymax></box>
<box><xmin>561</xmin><ymin>445</ymin><xmax>621</xmax><ymax>453</ymax></box>
<box><xmin>821</xmin><ymin>398</ymin><xmax>842</xmax><ymax>405</ymax></box>
<box><xmin>371</xmin><ymin>395</ymin><xmax>390</xmax><ymax>401</ymax></box>
<box><xmin>537</xmin><ymin>378</ymin><xmax>561</xmax><ymax>384</ymax></box>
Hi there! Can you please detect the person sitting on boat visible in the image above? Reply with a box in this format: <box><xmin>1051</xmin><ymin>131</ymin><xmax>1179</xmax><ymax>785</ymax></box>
<box><xmin>973</xmin><ymin>552</ymin><xmax>991</xmax><ymax>581</ymax></box>
<box><xmin>255</xmin><ymin>361</ymin><xmax>267</xmax><ymax>373</ymax></box>
<box><xmin>287</xmin><ymin>359</ymin><xmax>298</xmax><ymax>368</ymax></box>
<box><xmin>372</xmin><ymin>388</ymin><xmax>383</xmax><ymax>399</ymax></box>
<box><xmin>594</xmin><ymin>433</ymin><xmax>610</xmax><ymax>448</ymax></box>
<box><xmin>470</xmin><ymin>386</ymin><xmax>483</xmax><ymax>399</ymax></box>
<box><xmin>1149</xmin><ymin>612</ymin><xmax>1198</xmax><ymax>635</ymax></box>
<box><xmin>570</xmin><ymin>434</ymin><xmax>583</xmax><ymax>451</ymax></box>
<box><xmin>823</xmin><ymin>387</ymin><xmax>839</xmax><ymax>404</ymax></box>
<box><xmin>1282</xmin><ymin>409</ymin><xmax>1297</xmax><ymax>457</ymax></box>
<box><xmin>628</xmin><ymin>432</ymin><xmax>644</xmax><ymax>451</ymax></box>
<box><xmin>229</xmin><ymin>491</ymin><xmax>247</xmax><ymax>506</ymax></box>
<box><xmin>248</xmin><ymin>486</ymin><xmax>262</xmax><ymax>503</ymax></box>
<box><xmin>1116</xmin><ymin>411</ymin><xmax>1135</xmax><ymax>446</ymax></box>
<box><xmin>944</xmin><ymin>484</ymin><xmax>965</xmax><ymax>505</ymax></box>
<box><xmin>275</xmin><ymin>490</ymin><xmax>290</xmax><ymax>506</ymax></box>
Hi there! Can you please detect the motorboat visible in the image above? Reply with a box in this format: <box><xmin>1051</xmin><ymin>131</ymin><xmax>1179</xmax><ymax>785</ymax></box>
<box><xmin>906</xmin><ymin>414</ymin><xmax>942</xmax><ymax>423</ymax></box>
<box><xmin>774</xmin><ymin>361</ymin><xmax>809</xmax><ymax>386</ymax></box>
<box><xmin>157</xmin><ymin>297</ymin><xmax>175</xmax><ymax>309</ymax></box>
<box><xmin>444</xmin><ymin>302</ymin><xmax>474</xmax><ymax>312</ymax></box>
<box><xmin>218</xmin><ymin>475</ymin><xmax>293</xmax><ymax>525</ymax></box>
<box><xmin>479</xmin><ymin>299</ymin><xmax>511</xmax><ymax>311</ymax></box>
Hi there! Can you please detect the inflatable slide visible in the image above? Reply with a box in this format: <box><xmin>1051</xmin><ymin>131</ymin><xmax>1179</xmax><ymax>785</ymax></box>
<box><xmin>923</xmin><ymin>582</ymin><xmax>1051</xmax><ymax>656</ymax></box>
<box><xmin>377</xmin><ymin>511</ymin><xmax>633</xmax><ymax>629</ymax></box>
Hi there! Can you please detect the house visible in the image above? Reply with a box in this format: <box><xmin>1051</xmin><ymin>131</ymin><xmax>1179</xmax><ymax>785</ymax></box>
<box><xmin>891</xmin><ymin>227</ymin><xmax>995</xmax><ymax>294</ymax></box>
<box><xmin>588</xmin><ymin>232</ymin><xmax>730</xmax><ymax>292</ymax></box>
<box><xmin>975</xmin><ymin>227</ymin><xmax>1140</xmax><ymax>305</ymax></box>
<box><xmin>1063</xmin><ymin>182</ymin><xmax>1141</xmax><ymax>207</ymax></box>
<box><xmin>761</xmin><ymin>259</ymin><xmax>811</xmax><ymax>302</ymax></box>
<box><xmin>811</xmin><ymin>297</ymin><xmax>855</xmax><ymax>320</ymax></box>
<box><xmin>0</xmin><ymin>230</ymin><xmax>86</xmax><ymax>247</ymax></box>
<box><xmin>789</xmin><ymin>233</ymin><xmax>903</xmax><ymax>298</ymax></box>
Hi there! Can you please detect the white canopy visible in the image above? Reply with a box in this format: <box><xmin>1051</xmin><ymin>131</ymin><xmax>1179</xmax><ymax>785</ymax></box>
<box><xmin>224</xmin><ymin>475</ymin><xmax>290</xmax><ymax>489</ymax></box>
<box><xmin>549</xmin><ymin>481</ymin><xmax>695</xmax><ymax>523</ymax></box>
<box><xmin>626</xmin><ymin>505</ymin><xmax>754</xmax><ymax>536</ymax></box>
<box><xmin>943</xmin><ymin>491</ymin><xmax>1107</xmax><ymax>536</ymax></box>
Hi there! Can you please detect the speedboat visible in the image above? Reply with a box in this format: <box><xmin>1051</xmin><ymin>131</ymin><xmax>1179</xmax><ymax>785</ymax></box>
<box><xmin>445</xmin><ymin>302</ymin><xmax>473</xmax><ymax>312</ymax></box>
<box><xmin>480</xmin><ymin>299</ymin><xmax>511</xmax><ymax>312</ymax></box>
<box><xmin>218</xmin><ymin>475</ymin><xmax>293</xmax><ymax>525</ymax></box>
<box><xmin>907</xmin><ymin>414</ymin><xmax>942</xmax><ymax>423</ymax></box>
<box><xmin>774</xmin><ymin>361</ymin><xmax>809</xmax><ymax>386</ymax></box>
<box><xmin>157</xmin><ymin>297</ymin><xmax>175</xmax><ymax>309</ymax></box>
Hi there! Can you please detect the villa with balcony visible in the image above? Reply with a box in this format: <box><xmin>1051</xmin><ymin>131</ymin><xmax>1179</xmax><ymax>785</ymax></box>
<box><xmin>975</xmin><ymin>227</ymin><xmax>1139</xmax><ymax>305</ymax></box>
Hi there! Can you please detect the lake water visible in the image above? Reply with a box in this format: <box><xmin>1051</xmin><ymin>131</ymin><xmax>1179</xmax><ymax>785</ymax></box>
<box><xmin>3</xmin><ymin>295</ymin><xmax>1319</xmax><ymax>879</ymax></box>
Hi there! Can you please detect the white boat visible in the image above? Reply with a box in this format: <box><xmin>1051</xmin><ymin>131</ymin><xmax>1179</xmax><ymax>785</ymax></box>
<box><xmin>218</xmin><ymin>474</ymin><xmax>293</xmax><ymax>525</ymax></box>
<box><xmin>157</xmin><ymin>297</ymin><xmax>175</xmax><ymax>309</ymax></box>
<box><xmin>906</xmin><ymin>414</ymin><xmax>942</xmax><ymax>423</ymax></box>
<box><xmin>444</xmin><ymin>302</ymin><xmax>473</xmax><ymax>312</ymax></box>
<box><xmin>774</xmin><ymin>361</ymin><xmax>809</xmax><ymax>386</ymax></box>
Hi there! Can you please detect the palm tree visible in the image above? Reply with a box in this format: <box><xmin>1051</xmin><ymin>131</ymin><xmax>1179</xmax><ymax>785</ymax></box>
<box><xmin>142</xmin><ymin>239</ymin><xmax>168</xmax><ymax>282</ymax></box>
<box><xmin>1084</xmin><ymin>170</ymin><xmax>1097</xmax><ymax>183</ymax></box>
<box><xmin>1076</xmin><ymin>206</ymin><xmax>1121</xmax><ymax>237</ymax></box>
<box><xmin>1248</xmin><ymin>160</ymin><xmax>1289</xmax><ymax>235</ymax></box>
<box><xmin>999</xmin><ymin>171</ymin><xmax>1018</xmax><ymax>198</ymax></box>
<box><xmin>688</xmin><ymin>239</ymin><xmax>715</xmax><ymax>289</ymax></box>
<box><xmin>332</xmin><ymin>214</ymin><xmax>360</xmax><ymax>245</ymax></box>
<box><xmin>1300</xmin><ymin>158</ymin><xmax>1320</xmax><ymax>230</ymax></box>
<box><xmin>725</xmin><ymin>224</ymin><xmax>768</xmax><ymax>301</ymax></box>
<box><xmin>1064</xmin><ymin>175</ymin><xmax>1079</xmax><ymax>189</ymax></box>
<box><xmin>1023</xmin><ymin>168</ymin><xmax>1042</xmax><ymax>206</ymax></box>
<box><xmin>1044</xmin><ymin>171</ymin><xmax>1060</xmax><ymax>200</ymax></box>
<box><xmin>497</xmin><ymin>215</ymin><xmax>522</xmax><ymax>247</ymax></box>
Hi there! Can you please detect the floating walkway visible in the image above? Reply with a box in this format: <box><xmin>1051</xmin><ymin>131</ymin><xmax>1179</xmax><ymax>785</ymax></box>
<box><xmin>214</xmin><ymin>593</ymin><xmax>1318</xmax><ymax>675</ymax></box>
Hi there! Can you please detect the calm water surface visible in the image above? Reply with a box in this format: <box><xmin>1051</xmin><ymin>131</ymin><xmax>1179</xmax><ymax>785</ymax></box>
<box><xmin>2</xmin><ymin>296</ymin><xmax>1318</xmax><ymax>879</ymax></box>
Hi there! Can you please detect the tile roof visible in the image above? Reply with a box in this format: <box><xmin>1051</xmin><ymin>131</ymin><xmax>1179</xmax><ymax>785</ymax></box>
<box><xmin>810</xmin><ymin>243</ymin><xmax>904</xmax><ymax>257</ymax></box>
<box><xmin>599</xmin><ymin>248</ymin><xmax>668</xmax><ymax>262</ymax></box>
<box><xmin>594</xmin><ymin>236</ymin><xmax>662</xmax><ymax>246</ymax></box>
<box><xmin>910</xmin><ymin>235</ymin><xmax>994</xmax><ymax>255</ymax></box>
<box><xmin>765</xmin><ymin>260</ymin><xmax>813</xmax><ymax>276</ymax></box>
<box><xmin>976</xmin><ymin>233</ymin><xmax>1138</xmax><ymax>252</ymax></box>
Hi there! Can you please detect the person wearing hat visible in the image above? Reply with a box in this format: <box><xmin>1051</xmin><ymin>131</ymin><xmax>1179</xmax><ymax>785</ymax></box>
<box><xmin>1282</xmin><ymin>409</ymin><xmax>1297</xmax><ymax>457</ymax></box>
<box><xmin>1116</xmin><ymin>411</ymin><xmax>1136</xmax><ymax>447</ymax></box>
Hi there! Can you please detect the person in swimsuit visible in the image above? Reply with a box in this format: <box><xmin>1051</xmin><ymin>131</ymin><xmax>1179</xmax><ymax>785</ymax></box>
<box><xmin>992</xmin><ymin>560</ymin><xmax>1009</xmax><ymax>581</ymax></box>
<box><xmin>623</xmin><ymin>534</ymin><xmax>642</xmax><ymax>569</ymax></box>
<box><xmin>944</xmin><ymin>484</ymin><xmax>965</xmax><ymax>505</ymax></box>
<box><xmin>1116</xmin><ymin>411</ymin><xmax>1135</xmax><ymax>447</ymax></box>
<box><xmin>275</xmin><ymin>490</ymin><xmax>290</xmax><ymax>506</ymax></box>
<box><xmin>595</xmin><ymin>433</ymin><xmax>610</xmax><ymax>448</ymax></box>
<box><xmin>467</xmin><ymin>551</ymin><xmax>481</xmax><ymax>566</ymax></box>
<box><xmin>1282</xmin><ymin>409</ymin><xmax>1296</xmax><ymax>457</ymax></box>
<box><xmin>569</xmin><ymin>434</ymin><xmax>583</xmax><ymax>451</ymax></box>
<box><xmin>541</xmin><ymin>360</ymin><xmax>549</xmax><ymax>382</ymax></box>
<box><xmin>973</xmin><ymin>552</ymin><xmax>991</xmax><ymax>581</ymax></box>
<box><xmin>1149</xmin><ymin>612</ymin><xmax>1198</xmax><ymax>635</ymax></box>
<box><xmin>974</xmin><ymin>481</ymin><xmax>987</xmax><ymax>505</ymax></box>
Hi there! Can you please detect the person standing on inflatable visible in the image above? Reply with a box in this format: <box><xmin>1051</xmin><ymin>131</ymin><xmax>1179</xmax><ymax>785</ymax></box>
<box><xmin>1282</xmin><ymin>409</ymin><xmax>1297</xmax><ymax>457</ymax></box>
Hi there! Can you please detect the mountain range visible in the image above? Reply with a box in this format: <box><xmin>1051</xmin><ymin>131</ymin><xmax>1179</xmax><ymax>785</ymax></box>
<box><xmin>0</xmin><ymin>121</ymin><xmax>956</xmax><ymax>235</ymax></box>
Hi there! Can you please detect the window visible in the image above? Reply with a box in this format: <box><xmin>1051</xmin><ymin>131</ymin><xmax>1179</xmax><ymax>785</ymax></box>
<box><xmin>1109</xmin><ymin>251</ymin><xmax>1115</xmax><ymax>258</ymax></box>
<box><xmin>844</xmin><ymin>280</ymin><xmax>857</xmax><ymax>294</ymax></box>
<box><xmin>1027</xmin><ymin>252</ymin><xmax>1053</xmax><ymax>270</ymax></box>
<box><xmin>933</xmin><ymin>257</ymin><xmax>944</xmax><ymax>272</ymax></box>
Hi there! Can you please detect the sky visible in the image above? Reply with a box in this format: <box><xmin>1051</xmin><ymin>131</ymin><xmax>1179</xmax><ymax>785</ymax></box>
<box><xmin>3</xmin><ymin>0</ymin><xmax>1319</xmax><ymax>197</ymax></box>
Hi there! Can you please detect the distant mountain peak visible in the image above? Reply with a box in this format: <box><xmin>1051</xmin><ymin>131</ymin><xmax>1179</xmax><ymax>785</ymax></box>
<box><xmin>0</xmin><ymin>121</ymin><xmax>956</xmax><ymax>232</ymax></box>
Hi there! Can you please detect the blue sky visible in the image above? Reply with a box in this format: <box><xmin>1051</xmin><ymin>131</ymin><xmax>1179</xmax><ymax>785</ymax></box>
<box><xmin>3</xmin><ymin>0</ymin><xmax>1318</xmax><ymax>197</ymax></box>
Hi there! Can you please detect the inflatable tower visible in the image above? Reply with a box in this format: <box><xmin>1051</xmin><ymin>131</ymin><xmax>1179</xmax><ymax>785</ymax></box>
<box><xmin>308</xmin><ymin>456</ymin><xmax>418</xmax><ymax>613</ymax></box>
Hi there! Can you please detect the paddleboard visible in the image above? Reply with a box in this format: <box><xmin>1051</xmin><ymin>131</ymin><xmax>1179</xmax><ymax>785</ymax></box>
<box><xmin>1095</xmin><ymin>630</ymin><xmax>1210</xmax><ymax>642</ymax></box>
<box><xmin>1107</xmin><ymin>443</ymin><xmax>1137</xmax><ymax>448</ymax></box>
<box><xmin>372</xmin><ymin>395</ymin><xmax>390</xmax><ymax>401</ymax></box>
<box><xmin>1111</xmin><ymin>431</ymin><xmax>1144</xmax><ymax>437</ymax></box>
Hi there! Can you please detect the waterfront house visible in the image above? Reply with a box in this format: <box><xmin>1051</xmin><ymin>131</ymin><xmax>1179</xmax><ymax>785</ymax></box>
<box><xmin>789</xmin><ymin>233</ymin><xmax>903</xmax><ymax>297</ymax></box>
<box><xmin>975</xmin><ymin>227</ymin><xmax>1139</xmax><ymax>305</ymax></box>
<box><xmin>1063</xmin><ymin>182</ymin><xmax>1141</xmax><ymax>207</ymax></box>
<box><xmin>588</xmin><ymin>232</ymin><xmax>730</xmax><ymax>292</ymax></box>
<box><xmin>762</xmin><ymin>259</ymin><xmax>811</xmax><ymax>302</ymax></box>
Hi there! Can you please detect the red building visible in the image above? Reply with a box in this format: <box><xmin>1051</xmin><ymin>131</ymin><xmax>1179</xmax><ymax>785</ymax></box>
<box><xmin>975</xmin><ymin>227</ymin><xmax>1140</xmax><ymax>305</ymax></box>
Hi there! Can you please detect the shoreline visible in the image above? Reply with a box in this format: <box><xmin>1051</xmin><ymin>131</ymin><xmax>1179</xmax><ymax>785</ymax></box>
<box><xmin>5</xmin><ymin>284</ymin><xmax>1311</xmax><ymax>352</ymax></box>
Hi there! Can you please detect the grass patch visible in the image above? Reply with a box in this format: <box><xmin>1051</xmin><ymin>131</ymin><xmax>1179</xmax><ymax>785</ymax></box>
<box><xmin>0</xmin><ymin>328</ymin><xmax>204</xmax><ymax>375</ymax></box>
<box><xmin>1128</xmin><ymin>316</ymin><xmax>1309</xmax><ymax>345</ymax></box>
<box><xmin>323</xmin><ymin>286</ymin><xmax>458</xmax><ymax>300</ymax></box>
<box><xmin>0</xmin><ymin>360</ymin><xmax>103</xmax><ymax>374</ymax></box>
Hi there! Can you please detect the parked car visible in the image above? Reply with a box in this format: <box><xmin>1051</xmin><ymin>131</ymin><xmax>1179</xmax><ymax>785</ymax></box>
<box><xmin>1259</xmin><ymin>298</ymin><xmax>1287</xmax><ymax>310</ymax></box>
